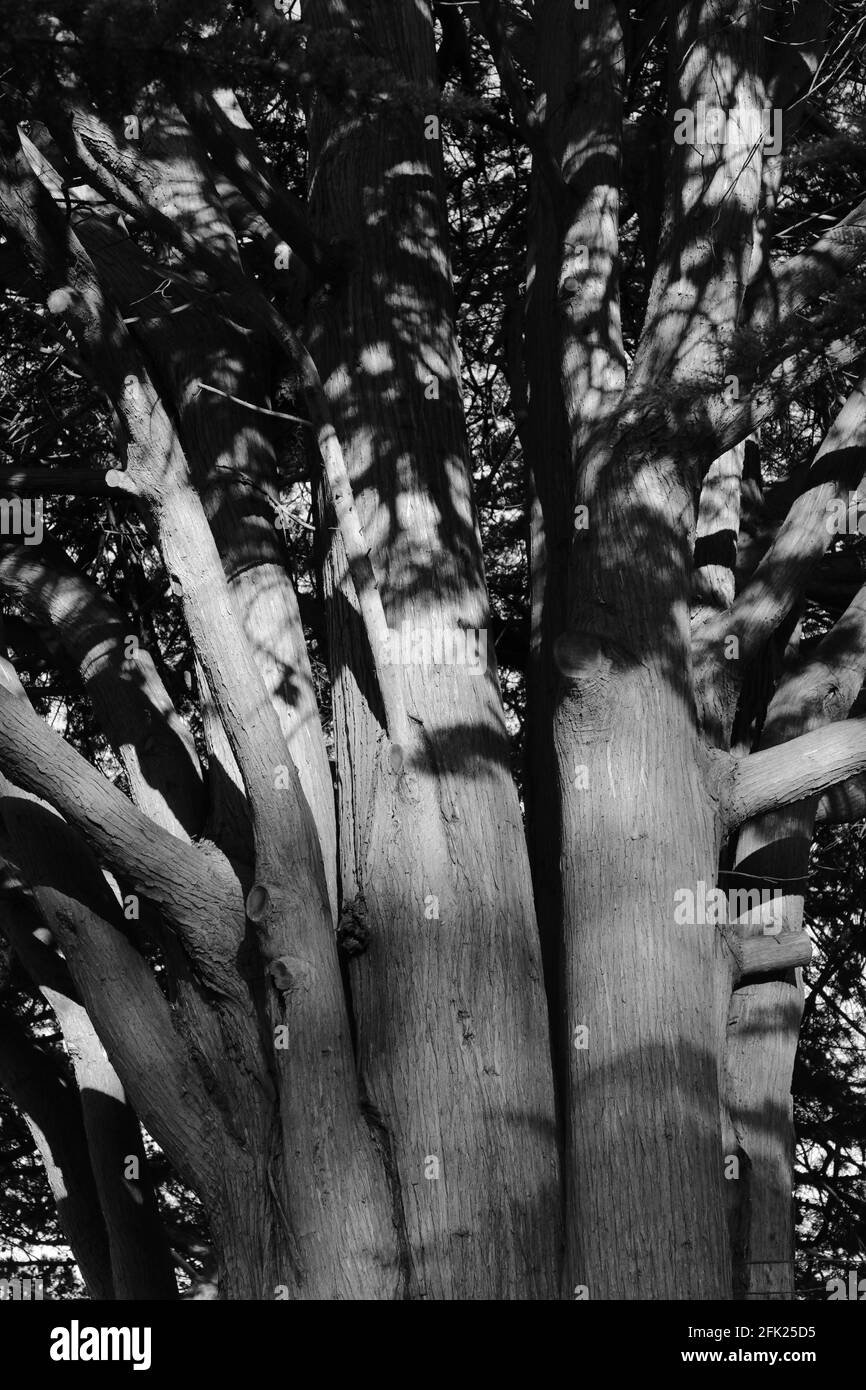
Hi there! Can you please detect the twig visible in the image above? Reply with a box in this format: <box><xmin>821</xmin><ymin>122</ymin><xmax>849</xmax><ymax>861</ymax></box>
<box><xmin>192</xmin><ymin>381</ymin><xmax>311</xmax><ymax>427</ymax></box>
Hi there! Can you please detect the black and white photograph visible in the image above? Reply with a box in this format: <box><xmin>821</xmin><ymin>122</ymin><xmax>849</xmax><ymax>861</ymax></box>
<box><xmin>0</xmin><ymin>0</ymin><xmax>864</xmax><ymax>1357</ymax></box>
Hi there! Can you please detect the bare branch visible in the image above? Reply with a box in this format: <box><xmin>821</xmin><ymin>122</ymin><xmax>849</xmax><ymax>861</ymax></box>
<box><xmin>0</xmin><ymin>775</ymin><xmax>223</xmax><ymax>1201</ymax></box>
<box><xmin>721</xmin><ymin>718</ymin><xmax>866</xmax><ymax>830</ymax></box>
<box><xmin>0</xmin><ymin>672</ymin><xmax>239</xmax><ymax>971</ymax></box>
<box><xmin>0</xmin><ymin>537</ymin><xmax>204</xmax><ymax>839</ymax></box>
<box><xmin>0</xmin><ymin>1005</ymin><xmax>113</xmax><ymax>1298</ymax></box>
<box><xmin>625</xmin><ymin>0</ymin><xmax>765</xmax><ymax>398</ymax></box>
<box><xmin>816</xmin><ymin>771</ymin><xmax>866</xmax><ymax>824</ymax></box>
<box><xmin>704</xmin><ymin>369</ymin><xmax>866</xmax><ymax>674</ymax></box>
<box><xmin>41</xmin><ymin>104</ymin><xmax>410</xmax><ymax>759</ymax></box>
<box><xmin>192</xmin><ymin>380</ymin><xmax>311</xmax><ymax>428</ymax></box>
<box><xmin>746</xmin><ymin>193</ymin><xmax>866</xmax><ymax>340</ymax></box>
<box><xmin>172</xmin><ymin>85</ymin><xmax>335</xmax><ymax>279</ymax></box>
<box><xmin>462</xmin><ymin>1</ymin><xmax>535</xmax><ymax>70</ymax></box>
<box><xmin>728</xmin><ymin>929</ymin><xmax>813</xmax><ymax>981</ymax></box>
<box><xmin>1</xmin><ymin>878</ymin><xmax>178</xmax><ymax>1297</ymax></box>
<box><xmin>476</xmin><ymin>0</ymin><xmax>566</xmax><ymax>212</ymax></box>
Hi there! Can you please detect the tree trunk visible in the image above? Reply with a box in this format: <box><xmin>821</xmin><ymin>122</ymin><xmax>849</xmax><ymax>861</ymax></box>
<box><xmin>556</xmin><ymin>640</ymin><xmax>732</xmax><ymax>1297</ymax></box>
<box><xmin>304</xmin><ymin>0</ymin><xmax>560</xmax><ymax>1298</ymax></box>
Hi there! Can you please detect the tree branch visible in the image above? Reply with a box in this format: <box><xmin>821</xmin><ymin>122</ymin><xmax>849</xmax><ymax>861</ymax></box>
<box><xmin>728</xmin><ymin>928</ymin><xmax>813</xmax><ymax>981</ymax></box>
<box><xmin>476</xmin><ymin>0</ymin><xmax>566</xmax><ymax>213</ymax></box>
<box><xmin>721</xmin><ymin>718</ymin><xmax>866</xmax><ymax>830</ymax></box>
<box><xmin>0</xmin><ymin>151</ymin><xmax>400</xmax><ymax>1277</ymax></box>
<box><xmin>0</xmin><ymin>146</ymin><xmax>333</xmax><ymax>906</ymax></box>
<box><xmin>0</xmin><ymin>773</ymin><xmax>223</xmax><ymax>1201</ymax></box>
<box><xmin>0</xmin><ymin>879</ymin><xmax>177</xmax><ymax>1298</ymax></box>
<box><xmin>172</xmin><ymin>84</ymin><xmax>335</xmax><ymax>280</ymax></box>
<box><xmin>0</xmin><ymin>537</ymin><xmax>204</xmax><ymax>839</ymax></box>
<box><xmin>699</xmin><ymin>368</ymin><xmax>866</xmax><ymax>678</ymax></box>
<box><xmin>745</xmin><ymin>192</ymin><xmax>866</xmax><ymax>341</ymax></box>
<box><xmin>702</xmin><ymin>328</ymin><xmax>862</xmax><ymax>462</ymax></box>
<box><xmin>41</xmin><ymin>104</ymin><xmax>410</xmax><ymax>759</ymax></box>
<box><xmin>816</xmin><ymin>770</ymin><xmax>866</xmax><ymax>824</ymax></box>
<box><xmin>192</xmin><ymin>380</ymin><xmax>311</xmax><ymax>428</ymax></box>
<box><xmin>625</xmin><ymin>0</ymin><xmax>765</xmax><ymax>398</ymax></box>
<box><xmin>0</xmin><ymin>672</ymin><xmax>239</xmax><ymax>977</ymax></box>
<box><xmin>462</xmin><ymin>0</ymin><xmax>535</xmax><ymax>70</ymax></box>
<box><xmin>0</xmin><ymin>1005</ymin><xmax>113</xmax><ymax>1298</ymax></box>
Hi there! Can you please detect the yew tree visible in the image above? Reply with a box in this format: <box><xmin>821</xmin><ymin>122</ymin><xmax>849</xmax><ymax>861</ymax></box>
<box><xmin>1</xmin><ymin>0</ymin><xmax>866</xmax><ymax>1301</ymax></box>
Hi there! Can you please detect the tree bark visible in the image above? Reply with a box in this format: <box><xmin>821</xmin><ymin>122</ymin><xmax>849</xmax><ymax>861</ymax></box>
<box><xmin>0</xmin><ymin>1006</ymin><xmax>114</xmax><ymax>1299</ymax></box>
<box><xmin>725</xmin><ymin>581</ymin><xmax>866</xmax><ymax>1297</ymax></box>
<box><xmin>304</xmin><ymin>0</ymin><xmax>560</xmax><ymax>1299</ymax></box>
<box><xmin>0</xmin><ymin>881</ymin><xmax>177</xmax><ymax>1298</ymax></box>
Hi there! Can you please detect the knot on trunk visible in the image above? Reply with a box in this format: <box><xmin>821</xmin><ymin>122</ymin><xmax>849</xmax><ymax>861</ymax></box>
<box><xmin>554</xmin><ymin>631</ymin><xmax>618</xmax><ymax>735</ymax></box>
<box><xmin>46</xmin><ymin>287</ymin><xmax>77</xmax><ymax>317</ymax></box>
<box><xmin>337</xmin><ymin>896</ymin><xmax>370</xmax><ymax>956</ymax></box>
<box><xmin>245</xmin><ymin>883</ymin><xmax>273</xmax><ymax>924</ymax></box>
<box><xmin>553</xmin><ymin>631</ymin><xmax>612</xmax><ymax>682</ymax></box>
<box><xmin>268</xmin><ymin>955</ymin><xmax>314</xmax><ymax>993</ymax></box>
